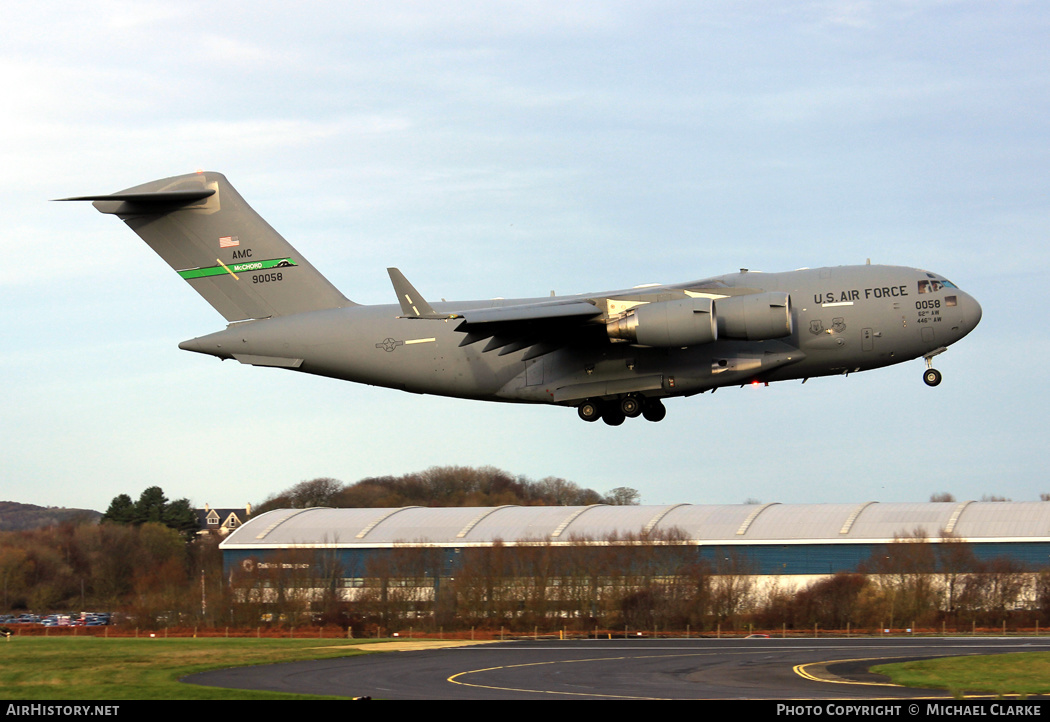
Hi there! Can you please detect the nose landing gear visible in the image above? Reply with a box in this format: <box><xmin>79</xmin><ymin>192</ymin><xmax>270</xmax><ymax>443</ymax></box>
<box><xmin>922</xmin><ymin>347</ymin><xmax>947</xmax><ymax>386</ymax></box>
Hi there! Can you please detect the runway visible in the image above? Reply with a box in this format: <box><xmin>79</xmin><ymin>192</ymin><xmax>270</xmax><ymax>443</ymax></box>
<box><xmin>183</xmin><ymin>636</ymin><xmax>1050</xmax><ymax>700</ymax></box>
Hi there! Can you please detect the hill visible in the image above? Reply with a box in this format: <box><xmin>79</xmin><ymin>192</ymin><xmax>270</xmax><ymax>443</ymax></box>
<box><xmin>0</xmin><ymin>501</ymin><xmax>101</xmax><ymax>531</ymax></box>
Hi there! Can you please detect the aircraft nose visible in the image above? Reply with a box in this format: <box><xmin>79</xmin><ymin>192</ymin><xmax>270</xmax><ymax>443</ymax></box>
<box><xmin>957</xmin><ymin>291</ymin><xmax>982</xmax><ymax>335</ymax></box>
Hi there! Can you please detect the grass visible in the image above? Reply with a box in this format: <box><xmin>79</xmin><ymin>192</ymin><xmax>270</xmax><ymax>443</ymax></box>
<box><xmin>872</xmin><ymin>652</ymin><xmax>1050</xmax><ymax>697</ymax></box>
<box><xmin>0</xmin><ymin>636</ymin><xmax>382</xmax><ymax>700</ymax></box>
<box><xmin>6</xmin><ymin>637</ymin><xmax>1049</xmax><ymax>699</ymax></box>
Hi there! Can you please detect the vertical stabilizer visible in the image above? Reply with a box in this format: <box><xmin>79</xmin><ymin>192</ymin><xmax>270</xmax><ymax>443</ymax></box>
<box><xmin>62</xmin><ymin>171</ymin><xmax>354</xmax><ymax>321</ymax></box>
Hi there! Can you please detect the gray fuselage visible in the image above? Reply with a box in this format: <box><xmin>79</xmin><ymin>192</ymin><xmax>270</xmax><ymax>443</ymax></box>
<box><xmin>179</xmin><ymin>264</ymin><xmax>981</xmax><ymax>409</ymax></box>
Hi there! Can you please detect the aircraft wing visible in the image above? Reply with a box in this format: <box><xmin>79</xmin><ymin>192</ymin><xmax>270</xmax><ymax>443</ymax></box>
<box><xmin>385</xmin><ymin>270</ymin><xmax>782</xmax><ymax>360</ymax></box>
<box><xmin>451</xmin><ymin>299</ymin><xmax>604</xmax><ymax>359</ymax></box>
<box><xmin>388</xmin><ymin>268</ymin><xmax>604</xmax><ymax>359</ymax></box>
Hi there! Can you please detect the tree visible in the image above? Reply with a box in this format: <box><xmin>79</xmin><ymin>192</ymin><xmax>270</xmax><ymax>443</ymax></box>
<box><xmin>0</xmin><ymin>546</ymin><xmax>30</xmax><ymax>609</ymax></box>
<box><xmin>163</xmin><ymin>498</ymin><xmax>202</xmax><ymax>542</ymax></box>
<box><xmin>710</xmin><ymin>552</ymin><xmax>756</xmax><ymax>626</ymax></box>
<box><xmin>133</xmin><ymin>487</ymin><xmax>169</xmax><ymax>525</ymax></box>
<box><xmin>101</xmin><ymin>494</ymin><xmax>135</xmax><ymax>524</ymax></box>
<box><xmin>260</xmin><ymin>466</ymin><xmax>619</xmax><ymax>510</ymax></box>
<box><xmin>289</xmin><ymin>478</ymin><xmax>343</xmax><ymax>508</ymax></box>
<box><xmin>604</xmin><ymin>487</ymin><xmax>641</xmax><ymax>505</ymax></box>
<box><xmin>793</xmin><ymin>573</ymin><xmax>868</xmax><ymax>629</ymax></box>
<box><xmin>861</xmin><ymin>529</ymin><xmax>941</xmax><ymax>628</ymax></box>
<box><xmin>100</xmin><ymin>487</ymin><xmax>199</xmax><ymax>540</ymax></box>
<box><xmin>937</xmin><ymin>533</ymin><xmax>978</xmax><ymax>615</ymax></box>
<box><xmin>535</xmin><ymin>476</ymin><xmax>600</xmax><ymax>505</ymax></box>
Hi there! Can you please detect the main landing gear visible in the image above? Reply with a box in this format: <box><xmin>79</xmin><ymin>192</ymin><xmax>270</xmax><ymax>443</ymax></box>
<box><xmin>577</xmin><ymin>396</ymin><xmax>666</xmax><ymax>425</ymax></box>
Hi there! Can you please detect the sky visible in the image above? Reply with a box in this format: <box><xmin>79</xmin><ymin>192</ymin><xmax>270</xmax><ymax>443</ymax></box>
<box><xmin>2</xmin><ymin>1</ymin><xmax>1047</xmax><ymax>512</ymax></box>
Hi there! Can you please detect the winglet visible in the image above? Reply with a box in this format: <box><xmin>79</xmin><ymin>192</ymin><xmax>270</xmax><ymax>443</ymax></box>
<box><xmin>387</xmin><ymin>268</ymin><xmax>441</xmax><ymax>318</ymax></box>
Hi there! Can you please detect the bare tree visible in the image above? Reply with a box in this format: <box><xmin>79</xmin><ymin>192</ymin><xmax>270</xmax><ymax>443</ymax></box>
<box><xmin>862</xmin><ymin>529</ymin><xmax>941</xmax><ymax>628</ymax></box>
<box><xmin>604</xmin><ymin>487</ymin><xmax>641</xmax><ymax>506</ymax></box>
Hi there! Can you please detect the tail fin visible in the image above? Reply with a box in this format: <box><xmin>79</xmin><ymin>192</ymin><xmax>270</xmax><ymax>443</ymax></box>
<box><xmin>61</xmin><ymin>171</ymin><xmax>354</xmax><ymax>321</ymax></box>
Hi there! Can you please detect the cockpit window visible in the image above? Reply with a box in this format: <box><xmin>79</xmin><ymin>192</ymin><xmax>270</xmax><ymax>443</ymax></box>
<box><xmin>918</xmin><ymin>279</ymin><xmax>957</xmax><ymax>293</ymax></box>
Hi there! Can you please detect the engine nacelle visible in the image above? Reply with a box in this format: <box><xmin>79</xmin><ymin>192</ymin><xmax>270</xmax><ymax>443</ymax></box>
<box><xmin>606</xmin><ymin>297</ymin><xmax>717</xmax><ymax>347</ymax></box>
<box><xmin>605</xmin><ymin>292</ymin><xmax>793</xmax><ymax>347</ymax></box>
<box><xmin>715</xmin><ymin>292</ymin><xmax>793</xmax><ymax>340</ymax></box>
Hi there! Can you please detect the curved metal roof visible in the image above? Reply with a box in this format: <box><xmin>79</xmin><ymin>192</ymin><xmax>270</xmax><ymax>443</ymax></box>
<box><xmin>220</xmin><ymin>502</ymin><xmax>1050</xmax><ymax>549</ymax></box>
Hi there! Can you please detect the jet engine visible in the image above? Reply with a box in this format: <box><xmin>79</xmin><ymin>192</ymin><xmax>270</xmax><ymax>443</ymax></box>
<box><xmin>606</xmin><ymin>292</ymin><xmax>792</xmax><ymax>347</ymax></box>
<box><xmin>606</xmin><ymin>297</ymin><xmax>717</xmax><ymax>347</ymax></box>
<box><xmin>715</xmin><ymin>292</ymin><xmax>793</xmax><ymax>340</ymax></box>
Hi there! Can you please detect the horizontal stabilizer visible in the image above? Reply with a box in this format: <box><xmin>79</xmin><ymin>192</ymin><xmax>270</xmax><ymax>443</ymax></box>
<box><xmin>57</xmin><ymin>190</ymin><xmax>216</xmax><ymax>208</ymax></box>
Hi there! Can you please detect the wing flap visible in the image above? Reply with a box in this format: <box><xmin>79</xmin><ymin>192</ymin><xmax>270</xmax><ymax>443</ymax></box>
<box><xmin>453</xmin><ymin>300</ymin><xmax>601</xmax><ymax>326</ymax></box>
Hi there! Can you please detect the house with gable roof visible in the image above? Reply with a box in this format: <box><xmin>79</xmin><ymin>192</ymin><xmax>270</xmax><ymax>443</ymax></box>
<box><xmin>197</xmin><ymin>503</ymin><xmax>252</xmax><ymax>537</ymax></box>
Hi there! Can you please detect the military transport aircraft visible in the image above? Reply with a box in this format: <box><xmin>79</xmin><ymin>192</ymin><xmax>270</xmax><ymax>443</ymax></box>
<box><xmin>62</xmin><ymin>171</ymin><xmax>982</xmax><ymax>425</ymax></box>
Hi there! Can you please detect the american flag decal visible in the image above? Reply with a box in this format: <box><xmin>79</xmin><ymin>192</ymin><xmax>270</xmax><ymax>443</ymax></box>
<box><xmin>219</xmin><ymin>236</ymin><xmax>240</xmax><ymax>248</ymax></box>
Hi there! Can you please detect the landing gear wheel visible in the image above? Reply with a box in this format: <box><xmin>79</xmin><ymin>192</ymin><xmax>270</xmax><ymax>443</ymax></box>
<box><xmin>578</xmin><ymin>400</ymin><xmax>602</xmax><ymax>422</ymax></box>
<box><xmin>620</xmin><ymin>395</ymin><xmax>642</xmax><ymax>418</ymax></box>
<box><xmin>923</xmin><ymin>368</ymin><xmax>942</xmax><ymax>387</ymax></box>
<box><xmin>641</xmin><ymin>399</ymin><xmax>667</xmax><ymax>422</ymax></box>
<box><xmin>602</xmin><ymin>407</ymin><xmax>626</xmax><ymax>426</ymax></box>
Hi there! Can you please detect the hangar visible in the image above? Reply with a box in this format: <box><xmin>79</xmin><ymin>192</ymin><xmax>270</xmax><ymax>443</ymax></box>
<box><xmin>220</xmin><ymin>501</ymin><xmax>1050</xmax><ymax>581</ymax></box>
